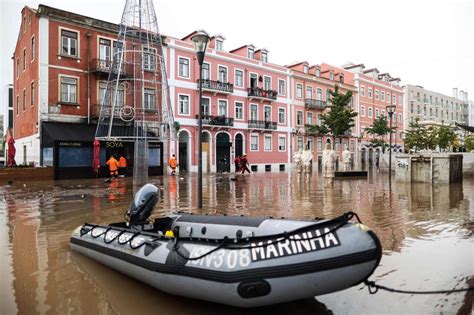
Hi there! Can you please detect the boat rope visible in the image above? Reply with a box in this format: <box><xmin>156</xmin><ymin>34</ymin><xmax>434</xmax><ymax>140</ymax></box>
<box><xmin>364</xmin><ymin>280</ymin><xmax>474</xmax><ymax>295</ymax></box>
<box><xmin>172</xmin><ymin>211</ymin><xmax>360</xmax><ymax>261</ymax></box>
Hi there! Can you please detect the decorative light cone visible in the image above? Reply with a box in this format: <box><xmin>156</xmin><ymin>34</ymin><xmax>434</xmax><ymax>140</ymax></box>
<box><xmin>95</xmin><ymin>0</ymin><xmax>175</xmax><ymax>183</ymax></box>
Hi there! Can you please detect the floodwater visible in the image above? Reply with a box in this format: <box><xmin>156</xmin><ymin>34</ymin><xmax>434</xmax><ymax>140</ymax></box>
<box><xmin>0</xmin><ymin>171</ymin><xmax>473</xmax><ymax>314</ymax></box>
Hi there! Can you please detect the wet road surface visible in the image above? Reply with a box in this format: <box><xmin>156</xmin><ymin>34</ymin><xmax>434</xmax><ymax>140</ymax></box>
<box><xmin>0</xmin><ymin>172</ymin><xmax>473</xmax><ymax>314</ymax></box>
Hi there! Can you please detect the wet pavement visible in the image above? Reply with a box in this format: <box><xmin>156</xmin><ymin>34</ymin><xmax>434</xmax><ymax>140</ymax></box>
<box><xmin>0</xmin><ymin>171</ymin><xmax>473</xmax><ymax>314</ymax></box>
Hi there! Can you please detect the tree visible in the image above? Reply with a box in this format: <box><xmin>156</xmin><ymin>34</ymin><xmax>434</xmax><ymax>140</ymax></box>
<box><xmin>465</xmin><ymin>134</ymin><xmax>474</xmax><ymax>152</ymax></box>
<box><xmin>404</xmin><ymin>119</ymin><xmax>429</xmax><ymax>152</ymax></box>
<box><xmin>436</xmin><ymin>124</ymin><xmax>456</xmax><ymax>151</ymax></box>
<box><xmin>307</xmin><ymin>85</ymin><xmax>357</xmax><ymax>146</ymax></box>
<box><xmin>364</xmin><ymin>116</ymin><xmax>395</xmax><ymax>152</ymax></box>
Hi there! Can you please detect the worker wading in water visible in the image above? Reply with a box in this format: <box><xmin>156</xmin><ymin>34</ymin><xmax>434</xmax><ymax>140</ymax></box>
<box><xmin>106</xmin><ymin>155</ymin><xmax>120</xmax><ymax>178</ymax></box>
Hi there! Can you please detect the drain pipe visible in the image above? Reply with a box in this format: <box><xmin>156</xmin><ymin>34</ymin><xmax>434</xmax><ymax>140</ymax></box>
<box><xmin>86</xmin><ymin>32</ymin><xmax>91</xmax><ymax>124</ymax></box>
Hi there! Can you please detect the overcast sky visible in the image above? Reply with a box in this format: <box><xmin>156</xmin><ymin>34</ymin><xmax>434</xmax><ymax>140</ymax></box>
<box><xmin>1</xmin><ymin>0</ymin><xmax>473</xmax><ymax>123</ymax></box>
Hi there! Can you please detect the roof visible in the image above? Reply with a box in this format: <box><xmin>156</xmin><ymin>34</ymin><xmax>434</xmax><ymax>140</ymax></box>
<box><xmin>343</xmin><ymin>63</ymin><xmax>365</xmax><ymax>70</ymax></box>
<box><xmin>363</xmin><ymin>68</ymin><xmax>380</xmax><ymax>74</ymax></box>
<box><xmin>229</xmin><ymin>44</ymin><xmax>254</xmax><ymax>53</ymax></box>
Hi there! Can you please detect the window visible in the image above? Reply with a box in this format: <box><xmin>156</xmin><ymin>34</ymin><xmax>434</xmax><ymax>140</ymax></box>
<box><xmin>250</xmin><ymin>134</ymin><xmax>258</xmax><ymax>150</ymax></box>
<box><xmin>248</xmin><ymin>48</ymin><xmax>254</xmax><ymax>59</ymax></box>
<box><xmin>178</xmin><ymin>95</ymin><xmax>189</xmax><ymax>115</ymax></box>
<box><xmin>375</xmin><ymin>109</ymin><xmax>379</xmax><ymax>118</ymax></box>
<box><xmin>250</xmin><ymin>104</ymin><xmax>258</xmax><ymax>121</ymax></box>
<box><xmin>218</xmin><ymin>66</ymin><xmax>227</xmax><ymax>82</ymax></box>
<box><xmin>144</xmin><ymin>89</ymin><xmax>156</xmax><ymax>110</ymax></box>
<box><xmin>202</xmin><ymin>63</ymin><xmax>210</xmax><ymax>80</ymax></box>
<box><xmin>218</xmin><ymin>100</ymin><xmax>227</xmax><ymax>116</ymax></box>
<box><xmin>201</xmin><ymin>98</ymin><xmax>209</xmax><ymax>116</ymax></box>
<box><xmin>317</xmin><ymin>138</ymin><xmax>323</xmax><ymax>151</ymax></box>
<box><xmin>235</xmin><ymin>102</ymin><xmax>243</xmax><ymax>119</ymax></box>
<box><xmin>381</xmin><ymin>91</ymin><xmax>385</xmax><ymax>101</ymax></box>
<box><xmin>329</xmin><ymin>72</ymin><xmax>334</xmax><ymax>80</ymax></box>
<box><xmin>22</xmin><ymin>89</ymin><xmax>26</xmax><ymax>111</ymax></box>
<box><xmin>375</xmin><ymin>90</ymin><xmax>379</xmax><ymax>100</ymax></box>
<box><xmin>264</xmin><ymin>76</ymin><xmax>271</xmax><ymax>90</ymax></box>
<box><xmin>178</xmin><ymin>57</ymin><xmax>189</xmax><ymax>78</ymax></box>
<box><xmin>392</xmin><ymin>95</ymin><xmax>396</xmax><ymax>104</ymax></box>
<box><xmin>16</xmin><ymin>59</ymin><xmax>19</xmax><ymax>79</ymax></box>
<box><xmin>368</xmin><ymin>107</ymin><xmax>373</xmax><ymax>118</ymax></box>
<box><xmin>317</xmin><ymin>114</ymin><xmax>322</xmax><ymax>126</ymax></box>
<box><xmin>61</xmin><ymin>29</ymin><xmax>78</xmax><ymax>57</ymax></box>
<box><xmin>216</xmin><ymin>40</ymin><xmax>223</xmax><ymax>51</ymax></box>
<box><xmin>30</xmin><ymin>82</ymin><xmax>34</xmax><ymax>106</ymax></box>
<box><xmin>60</xmin><ymin>76</ymin><xmax>77</xmax><ymax>103</ymax></box>
<box><xmin>303</xmin><ymin>65</ymin><xmax>308</xmax><ymax>74</ymax></box>
<box><xmin>398</xmin><ymin>95</ymin><xmax>402</xmax><ymax>105</ymax></box>
<box><xmin>23</xmin><ymin>15</ymin><xmax>26</xmax><ymax>32</ymax></box>
<box><xmin>16</xmin><ymin>95</ymin><xmax>19</xmax><ymax>115</ymax></box>
<box><xmin>339</xmin><ymin>74</ymin><xmax>344</xmax><ymax>83</ymax></box>
<box><xmin>398</xmin><ymin>113</ymin><xmax>402</xmax><ymax>123</ymax></box>
<box><xmin>23</xmin><ymin>49</ymin><xmax>26</xmax><ymax>70</ymax></box>
<box><xmin>278</xmin><ymin>108</ymin><xmax>286</xmax><ymax>124</ymax></box>
<box><xmin>326</xmin><ymin>89</ymin><xmax>331</xmax><ymax>103</ymax></box>
<box><xmin>278</xmin><ymin>79</ymin><xmax>286</xmax><ymax>95</ymax></box>
<box><xmin>297</xmin><ymin>137</ymin><xmax>304</xmax><ymax>151</ymax></box>
<box><xmin>235</xmin><ymin>69</ymin><xmax>243</xmax><ymax>87</ymax></box>
<box><xmin>264</xmin><ymin>135</ymin><xmax>272</xmax><ymax>151</ymax></box>
<box><xmin>306</xmin><ymin>112</ymin><xmax>313</xmax><ymax>125</ymax></box>
<box><xmin>308</xmin><ymin>137</ymin><xmax>313</xmax><ymax>150</ymax></box>
<box><xmin>261</xmin><ymin>52</ymin><xmax>267</xmax><ymax>63</ymax></box>
<box><xmin>368</xmin><ymin>88</ymin><xmax>373</xmax><ymax>99</ymax></box>
<box><xmin>360</xmin><ymin>86</ymin><xmax>365</xmax><ymax>97</ymax></box>
<box><xmin>143</xmin><ymin>47</ymin><xmax>156</xmax><ymax>71</ymax></box>
<box><xmin>296</xmin><ymin>84</ymin><xmax>303</xmax><ymax>98</ymax></box>
<box><xmin>387</xmin><ymin>93</ymin><xmax>391</xmax><ymax>103</ymax></box>
<box><xmin>31</xmin><ymin>36</ymin><xmax>35</xmax><ymax>61</ymax></box>
<box><xmin>296</xmin><ymin>111</ymin><xmax>303</xmax><ymax>125</ymax></box>
<box><xmin>264</xmin><ymin>106</ymin><xmax>271</xmax><ymax>122</ymax></box>
<box><xmin>315</xmin><ymin>68</ymin><xmax>320</xmax><ymax>77</ymax></box>
<box><xmin>306</xmin><ymin>86</ymin><xmax>313</xmax><ymax>99</ymax></box>
<box><xmin>361</xmin><ymin>106</ymin><xmax>366</xmax><ymax>117</ymax></box>
<box><xmin>317</xmin><ymin>88</ymin><xmax>322</xmax><ymax>101</ymax></box>
<box><xmin>278</xmin><ymin>136</ymin><xmax>286</xmax><ymax>151</ymax></box>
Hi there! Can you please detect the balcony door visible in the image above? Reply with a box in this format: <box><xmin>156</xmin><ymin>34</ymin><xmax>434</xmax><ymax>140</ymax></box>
<box><xmin>99</xmin><ymin>38</ymin><xmax>111</xmax><ymax>69</ymax></box>
<box><xmin>201</xmin><ymin>98</ymin><xmax>209</xmax><ymax>116</ymax></box>
<box><xmin>250</xmin><ymin>104</ymin><xmax>258</xmax><ymax>121</ymax></box>
<box><xmin>264</xmin><ymin>106</ymin><xmax>271</xmax><ymax>122</ymax></box>
<box><xmin>250</xmin><ymin>73</ymin><xmax>258</xmax><ymax>89</ymax></box>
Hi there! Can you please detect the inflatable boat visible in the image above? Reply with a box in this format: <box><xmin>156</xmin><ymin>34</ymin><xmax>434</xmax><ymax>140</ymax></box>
<box><xmin>70</xmin><ymin>184</ymin><xmax>382</xmax><ymax>307</ymax></box>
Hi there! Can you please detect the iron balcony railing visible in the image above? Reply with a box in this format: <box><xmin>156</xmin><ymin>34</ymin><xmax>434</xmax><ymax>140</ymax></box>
<box><xmin>247</xmin><ymin>87</ymin><xmax>278</xmax><ymax>100</ymax></box>
<box><xmin>248</xmin><ymin>119</ymin><xmax>277</xmax><ymax>130</ymax></box>
<box><xmin>197</xmin><ymin>79</ymin><xmax>233</xmax><ymax>94</ymax></box>
<box><xmin>305</xmin><ymin>99</ymin><xmax>327</xmax><ymax>109</ymax></box>
<box><xmin>198</xmin><ymin>114</ymin><xmax>234</xmax><ymax>127</ymax></box>
<box><xmin>90</xmin><ymin>59</ymin><xmax>133</xmax><ymax>78</ymax></box>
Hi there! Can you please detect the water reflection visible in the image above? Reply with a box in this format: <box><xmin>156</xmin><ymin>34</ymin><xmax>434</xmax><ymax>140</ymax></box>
<box><xmin>0</xmin><ymin>173</ymin><xmax>472</xmax><ymax>314</ymax></box>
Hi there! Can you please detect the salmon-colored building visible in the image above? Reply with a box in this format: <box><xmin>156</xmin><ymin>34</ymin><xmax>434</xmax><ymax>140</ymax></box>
<box><xmin>287</xmin><ymin>61</ymin><xmax>359</xmax><ymax>169</ymax></box>
<box><xmin>343</xmin><ymin>63</ymin><xmax>404</xmax><ymax>166</ymax></box>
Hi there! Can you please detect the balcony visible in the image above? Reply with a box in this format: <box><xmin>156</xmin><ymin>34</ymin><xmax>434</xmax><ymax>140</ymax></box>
<box><xmin>248</xmin><ymin>120</ymin><xmax>277</xmax><ymax>131</ymax></box>
<box><xmin>305</xmin><ymin>99</ymin><xmax>327</xmax><ymax>109</ymax></box>
<box><xmin>247</xmin><ymin>87</ymin><xmax>277</xmax><ymax>101</ymax></box>
<box><xmin>197</xmin><ymin>79</ymin><xmax>233</xmax><ymax>94</ymax></box>
<box><xmin>90</xmin><ymin>59</ymin><xmax>133</xmax><ymax>78</ymax></box>
<box><xmin>198</xmin><ymin>114</ymin><xmax>234</xmax><ymax>127</ymax></box>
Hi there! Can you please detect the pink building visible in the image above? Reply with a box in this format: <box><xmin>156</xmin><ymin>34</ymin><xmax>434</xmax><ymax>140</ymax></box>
<box><xmin>343</xmin><ymin>63</ymin><xmax>404</xmax><ymax>166</ymax></box>
<box><xmin>166</xmin><ymin>31</ymin><xmax>292</xmax><ymax>173</ymax></box>
<box><xmin>287</xmin><ymin>61</ymin><xmax>359</xmax><ymax>169</ymax></box>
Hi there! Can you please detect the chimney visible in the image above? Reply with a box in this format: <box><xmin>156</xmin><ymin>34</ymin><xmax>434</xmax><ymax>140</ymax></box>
<box><xmin>453</xmin><ymin>88</ymin><xmax>458</xmax><ymax>98</ymax></box>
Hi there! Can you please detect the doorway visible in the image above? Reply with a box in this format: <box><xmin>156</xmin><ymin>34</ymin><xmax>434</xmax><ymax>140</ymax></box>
<box><xmin>235</xmin><ymin>134</ymin><xmax>243</xmax><ymax>157</ymax></box>
<box><xmin>216</xmin><ymin>133</ymin><xmax>231</xmax><ymax>173</ymax></box>
<box><xmin>178</xmin><ymin>131</ymin><xmax>189</xmax><ymax>172</ymax></box>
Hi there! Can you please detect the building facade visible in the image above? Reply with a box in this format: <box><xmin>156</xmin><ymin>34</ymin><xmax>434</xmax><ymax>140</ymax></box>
<box><xmin>402</xmin><ymin>85</ymin><xmax>469</xmax><ymax>130</ymax></box>
<box><xmin>343</xmin><ymin>63</ymin><xmax>404</xmax><ymax>166</ymax></box>
<box><xmin>288</xmin><ymin>61</ymin><xmax>359</xmax><ymax>169</ymax></box>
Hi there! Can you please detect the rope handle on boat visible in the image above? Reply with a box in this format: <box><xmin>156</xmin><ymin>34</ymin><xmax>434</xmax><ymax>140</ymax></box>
<box><xmin>172</xmin><ymin>211</ymin><xmax>360</xmax><ymax>261</ymax></box>
<box><xmin>364</xmin><ymin>280</ymin><xmax>474</xmax><ymax>295</ymax></box>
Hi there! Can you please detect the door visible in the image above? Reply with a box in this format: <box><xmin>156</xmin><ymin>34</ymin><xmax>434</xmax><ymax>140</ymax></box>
<box><xmin>178</xmin><ymin>132</ymin><xmax>189</xmax><ymax>172</ymax></box>
<box><xmin>99</xmin><ymin>38</ymin><xmax>111</xmax><ymax>69</ymax></box>
<box><xmin>250</xmin><ymin>74</ymin><xmax>257</xmax><ymax>89</ymax></box>
<box><xmin>216</xmin><ymin>133</ymin><xmax>230</xmax><ymax>173</ymax></box>
<box><xmin>235</xmin><ymin>134</ymin><xmax>243</xmax><ymax>157</ymax></box>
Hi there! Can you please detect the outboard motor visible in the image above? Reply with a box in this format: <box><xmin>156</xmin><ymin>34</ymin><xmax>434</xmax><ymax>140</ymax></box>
<box><xmin>126</xmin><ymin>184</ymin><xmax>159</xmax><ymax>230</ymax></box>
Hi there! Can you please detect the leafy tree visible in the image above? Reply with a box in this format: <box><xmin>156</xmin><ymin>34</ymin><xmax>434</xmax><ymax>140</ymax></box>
<box><xmin>364</xmin><ymin>116</ymin><xmax>395</xmax><ymax>152</ymax></box>
<box><xmin>306</xmin><ymin>85</ymin><xmax>357</xmax><ymax>146</ymax></box>
<box><xmin>436</xmin><ymin>124</ymin><xmax>456</xmax><ymax>151</ymax></box>
<box><xmin>465</xmin><ymin>134</ymin><xmax>474</xmax><ymax>152</ymax></box>
<box><xmin>404</xmin><ymin>119</ymin><xmax>429</xmax><ymax>152</ymax></box>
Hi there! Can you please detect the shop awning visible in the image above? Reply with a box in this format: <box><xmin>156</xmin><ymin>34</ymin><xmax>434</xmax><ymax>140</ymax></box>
<box><xmin>41</xmin><ymin>122</ymin><xmax>97</xmax><ymax>147</ymax></box>
<box><xmin>455</xmin><ymin>122</ymin><xmax>474</xmax><ymax>133</ymax></box>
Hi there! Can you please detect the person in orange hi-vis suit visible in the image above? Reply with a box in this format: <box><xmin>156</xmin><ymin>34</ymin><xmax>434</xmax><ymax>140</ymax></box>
<box><xmin>118</xmin><ymin>155</ymin><xmax>127</xmax><ymax>178</ymax></box>
<box><xmin>106</xmin><ymin>155</ymin><xmax>120</xmax><ymax>178</ymax></box>
<box><xmin>168</xmin><ymin>154</ymin><xmax>178</xmax><ymax>175</ymax></box>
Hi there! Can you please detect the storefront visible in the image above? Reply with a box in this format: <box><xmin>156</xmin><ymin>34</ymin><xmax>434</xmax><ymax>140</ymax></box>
<box><xmin>41</xmin><ymin>122</ymin><xmax>163</xmax><ymax>179</ymax></box>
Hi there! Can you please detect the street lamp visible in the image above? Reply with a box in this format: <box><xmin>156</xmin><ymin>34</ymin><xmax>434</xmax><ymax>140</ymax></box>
<box><xmin>386</xmin><ymin>105</ymin><xmax>396</xmax><ymax>178</ymax></box>
<box><xmin>191</xmin><ymin>30</ymin><xmax>210</xmax><ymax>209</ymax></box>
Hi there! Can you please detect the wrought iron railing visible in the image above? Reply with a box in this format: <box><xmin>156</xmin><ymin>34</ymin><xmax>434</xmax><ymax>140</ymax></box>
<box><xmin>305</xmin><ymin>99</ymin><xmax>327</xmax><ymax>109</ymax></box>
<box><xmin>90</xmin><ymin>59</ymin><xmax>133</xmax><ymax>77</ymax></box>
<box><xmin>198</xmin><ymin>114</ymin><xmax>234</xmax><ymax>127</ymax></box>
<box><xmin>197</xmin><ymin>79</ymin><xmax>233</xmax><ymax>93</ymax></box>
<box><xmin>248</xmin><ymin>119</ymin><xmax>277</xmax><ymax>130</ymax></box>
<box><xmin>247</xmin><ymin>87</ymin><xmax>278</xmax><ymax>100</ymax></box>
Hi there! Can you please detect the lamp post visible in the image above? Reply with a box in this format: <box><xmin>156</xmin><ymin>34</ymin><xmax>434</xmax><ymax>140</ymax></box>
<box><xmin>191</xmin><ymin>31</ymin><xmax>210</xmax><ymax>209</ymax></box>
<box><xmin>386</xmin><ymin>105</ymin><xmax>396</xmax><ymax>178</ymax></box>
